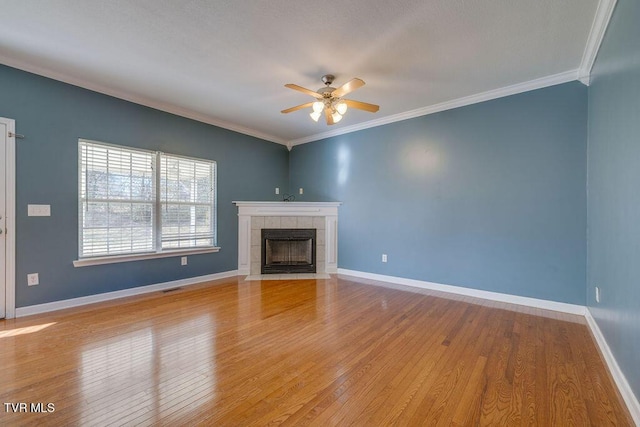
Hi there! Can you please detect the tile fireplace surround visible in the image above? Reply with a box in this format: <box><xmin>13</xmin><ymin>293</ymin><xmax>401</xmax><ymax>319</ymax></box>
<box><xmin>233</xmin><ymin>202</ymin><xmax>341</xmax><ymax>277</ymax></box>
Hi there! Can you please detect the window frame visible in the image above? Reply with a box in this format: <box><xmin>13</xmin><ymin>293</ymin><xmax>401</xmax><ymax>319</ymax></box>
<box><xmin>74</xmin><ymin>139</ymin><xmax>219</xmax><ymax>267</ymax></box>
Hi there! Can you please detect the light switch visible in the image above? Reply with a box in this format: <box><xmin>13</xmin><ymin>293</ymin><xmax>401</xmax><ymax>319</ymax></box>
<box><xmin>28</xmin><ymin>204</ymin><xmax>51</xmax><ymax>216</ymax></box>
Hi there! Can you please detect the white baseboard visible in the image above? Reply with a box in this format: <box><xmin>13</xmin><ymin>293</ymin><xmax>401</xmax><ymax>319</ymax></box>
<box><xmin>585</xmin><ymin>309</ymin><xmax>640</xmax><ymax>425</ymax></box>
<box><xmin>15</xmin><ymin>270</ymin><xmax>239</xmax><ymax>318</ymax></box>
<box><xmin>337</xmin><ymin>269</ymin><xmax>586</xmax><ymax>315</ymax></box>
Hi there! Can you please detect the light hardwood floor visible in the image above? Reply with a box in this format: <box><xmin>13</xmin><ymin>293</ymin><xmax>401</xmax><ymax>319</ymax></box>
<box><xmin>0</xmin><ymin>275</ymin><xmax>633</xmax><ymax>426</ymax></box>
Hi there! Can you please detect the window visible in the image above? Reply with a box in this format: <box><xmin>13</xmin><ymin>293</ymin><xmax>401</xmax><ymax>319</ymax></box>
<box><xmin>78</xmin><ymin>139</ymin><xmax>217</xmax><ymax>261</ymax></box>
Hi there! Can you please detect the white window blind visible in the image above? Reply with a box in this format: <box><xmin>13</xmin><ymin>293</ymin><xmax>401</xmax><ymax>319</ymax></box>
<box><xmin>160</xmin><ymin>154</ymin><xmax>216</xmax><ymax>249</ymax></box>
<box><xmin>78</xmin><ymin>139</ymin><xmax>216</xmax><ymax>259</ymax></box>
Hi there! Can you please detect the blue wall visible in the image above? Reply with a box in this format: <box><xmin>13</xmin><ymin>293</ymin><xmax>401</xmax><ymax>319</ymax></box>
<box><xmin>587</xmin><ymin>0</ymin><xmax>640</xmax><ymax>401</ymax></box>
<box><xmin>290</xmin><ymin>82</ymin><xmax>588</xmax><ymax>304</ymax></box>
<box><xmin>0</xmin><ymin>65</ymin><xmax>289</xmax><ymax>307</ymax></box>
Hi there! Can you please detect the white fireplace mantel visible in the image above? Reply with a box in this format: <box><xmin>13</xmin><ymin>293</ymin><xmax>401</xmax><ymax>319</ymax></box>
<box><xmin>233</xmin><ymin>201</ymin><xmax>341</xmax><ymax>276</ymax></box>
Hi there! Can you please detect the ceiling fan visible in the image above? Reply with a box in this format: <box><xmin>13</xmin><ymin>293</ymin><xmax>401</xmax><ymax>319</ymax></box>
<box><xmin>281</xmin><ymin>74</ymin><xmax>379</xmax><ymax>125</ymax></box>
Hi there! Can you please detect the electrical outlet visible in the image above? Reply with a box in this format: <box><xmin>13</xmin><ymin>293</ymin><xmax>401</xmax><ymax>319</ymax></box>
<box><xmin>299</xmin><ymin>188</ymin><xmax>304</xmax><ymax>195</ymax></box>
<box><xmin>181</xmin><ymin>256</ymin><xmax>187</xmax><ymax>266</ymax></box>
<box><xmin>27</xmin><ymin>273</ymin><xmax>39</xmax><ymax>286</ymax></box>
<box><xmin>595</xmin><ymin>286</ymin><xmax>600</xmax><ymax>303</ymax></box>
<box><xmin>382</xmin><ymin>254</ymin><xmax>388</xmax><ymax>263</ymax></box>
<box><xmin>275</xmin><ymin>187</ymin><xmax>280</xmax><ymax>195</ymax></box>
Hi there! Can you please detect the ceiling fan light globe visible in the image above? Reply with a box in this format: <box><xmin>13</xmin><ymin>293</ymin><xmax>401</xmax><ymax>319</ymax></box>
<box><xmin>312</xmin><ymin>101</ymin><xmax>324</xmax><ymax>113</ymax></box>
<box><xmin>332</xmin><ymin>112</ymin><xmax>343</xmax><ymax>123</ymax></box>
<box><xmin>335</xmin><ymin>101</ymin><xmax>348</xmax><ymax>115</ymax></box>
<box><xmin>310</xmin><ymin>111</ymin><xmax>322</xmax><ymax>122</ymax></box>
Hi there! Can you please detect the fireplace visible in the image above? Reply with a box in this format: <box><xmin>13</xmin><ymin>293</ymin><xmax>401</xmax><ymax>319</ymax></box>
<box><xmin>233</xmin><ymin>201</ymin><xmax>340</xmax><ymax>276</ymax></box>
<box><xmin>261</xmin><ymin>228</ymin><xmax>316</xmax><ymax>274</ymax></box>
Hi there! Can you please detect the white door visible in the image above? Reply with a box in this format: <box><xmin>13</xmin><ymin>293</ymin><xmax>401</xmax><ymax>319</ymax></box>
<box><xmin>0</xmin><ymin>119</ymin><xmax>7</xmax><ymax>318</ymax></box>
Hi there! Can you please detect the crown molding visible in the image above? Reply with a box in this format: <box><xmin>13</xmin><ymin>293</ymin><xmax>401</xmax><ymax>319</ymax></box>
<box><xmin>287</xmin><ymin>69</ymin><xmax>579</xmax><ymax>147</ymax></box>
<box><xmin>578</xmin><ymin>0</ymin><xmax>618</xmax><ymax>86</ymax></box>
<box><xmin>0</xmin><ymin>55</ymin><xmax>288</xmax><ymax>146</ymax></box>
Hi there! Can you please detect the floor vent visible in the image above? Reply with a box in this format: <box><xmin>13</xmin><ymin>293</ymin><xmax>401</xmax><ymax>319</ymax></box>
<box><xmin>162</xmin><ymin>287</ymin><xmax>182</xmax><ymax>293</ymax></box>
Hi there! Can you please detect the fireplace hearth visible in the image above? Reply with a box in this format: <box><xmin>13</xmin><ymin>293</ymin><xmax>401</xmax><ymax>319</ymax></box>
<box><xmin>262</xmin><ymin>228</ymin><xmax>316</xmax><ymax>274</ymax></box>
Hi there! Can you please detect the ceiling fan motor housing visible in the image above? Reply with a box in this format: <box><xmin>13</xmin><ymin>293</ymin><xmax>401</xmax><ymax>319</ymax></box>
<box><xmin>319</xmin><ymin>75</ymin><xmax>336</xmax><ymax>98</ymax></box>
<box><xmin>318</xmin><ymin>87</ymin><xmax>335</xmax><ymax>98</ymax></box>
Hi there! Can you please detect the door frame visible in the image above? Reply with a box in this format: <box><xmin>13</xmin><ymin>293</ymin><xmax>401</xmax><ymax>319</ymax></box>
<box><xmin>1</xmin><ymin>117</ymin><xmax>16</xmax><ymax>319</ymax></box>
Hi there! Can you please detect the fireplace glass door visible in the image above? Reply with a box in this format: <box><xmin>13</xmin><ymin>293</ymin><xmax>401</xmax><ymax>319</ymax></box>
<box><xmin>261</xmin><ymin>229</ymin><xmax>316</xmax><ymax>274</ymax></box>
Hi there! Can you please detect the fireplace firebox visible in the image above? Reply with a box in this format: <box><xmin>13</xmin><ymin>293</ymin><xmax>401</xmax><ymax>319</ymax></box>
<box><xmin>261</xmin><ymin>228</ymin><xmax>316</xmax><ymax>274</ymax></box>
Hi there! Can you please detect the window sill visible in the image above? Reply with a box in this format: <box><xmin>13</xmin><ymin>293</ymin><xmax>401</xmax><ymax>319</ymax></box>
<box><xmin>73</xmin><ymin>247</ymin><xmax>221</xmax><ymax>267</ymax></box>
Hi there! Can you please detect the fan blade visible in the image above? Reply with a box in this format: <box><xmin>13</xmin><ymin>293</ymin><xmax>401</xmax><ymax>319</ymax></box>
<box><xmin>325</xmin><ymin>107</ymin><xmax>335</xmax><ymax>125</ymax></box>
<box><xmin>331</xmin><ymin>78</ymin><xmax>365</xmax><ymax>98</ymax></box>
<box><xmin>343</xmin><ymin>99</ymin><xmax>380</xmax><ymax>113</ymax></box>
<box><xmin>281</xmin><ymin>102</ymin><xmax>314</xmax><ymax>114</ymax></box>
<box><xmin>284</xmin><ymin>84</ymin><xmax>323</xmax><ymax>99</ymax></box>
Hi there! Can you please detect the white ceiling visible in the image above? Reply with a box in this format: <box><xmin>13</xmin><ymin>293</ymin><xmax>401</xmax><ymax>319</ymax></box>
<box><xmin>0</xmin><ymin>0</ymin><xmax>607</xmax><ymax>146</ymax></box>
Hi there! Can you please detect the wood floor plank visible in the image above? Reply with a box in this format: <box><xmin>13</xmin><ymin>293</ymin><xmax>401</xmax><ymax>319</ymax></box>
<box><xmin>0</xmin><ymin>275</ymin><xmax>633</xmax><ymax>426</ymax></box>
